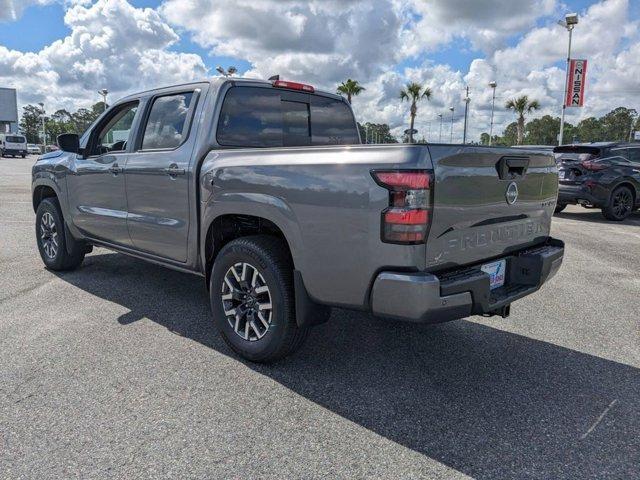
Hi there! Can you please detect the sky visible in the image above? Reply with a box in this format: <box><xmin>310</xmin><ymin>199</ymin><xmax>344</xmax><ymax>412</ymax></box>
<box><xmin>1</xmin><ymin>0</ymin><xmax>639</xmax><ymax>141</ymax></box>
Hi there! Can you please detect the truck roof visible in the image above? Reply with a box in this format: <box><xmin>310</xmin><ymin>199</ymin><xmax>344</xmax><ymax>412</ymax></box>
<box><xmin>118</xmin><ymin>76</ymin><xmax>344</xmax><ymax>103</ymax></box>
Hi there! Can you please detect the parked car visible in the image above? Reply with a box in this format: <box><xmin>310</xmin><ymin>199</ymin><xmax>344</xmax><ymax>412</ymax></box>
<box><xmin>0</xmin><ymin>133</ymin><xmax>28</xmax><ymax>158</ymax></box>
<box><xmin>555</xmin><ymin>142</ymin><xmax>640</xmax><ymax>220</ymax></box>
<box><xmin>27</xmin><ymin>144</ymin><xmax>41</xmax><ymax>155</ymax></box>
<box><xmin>32</xmin><ymin>77</ymin><xmax>564</xmax><ymax>362</ymax></box>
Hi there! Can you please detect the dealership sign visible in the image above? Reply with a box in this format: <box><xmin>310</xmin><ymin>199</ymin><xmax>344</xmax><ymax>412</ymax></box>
<box><xmin>565</xmin><ymin>59</ymin><xmax>588</xmax><ymax>107</ymax></box>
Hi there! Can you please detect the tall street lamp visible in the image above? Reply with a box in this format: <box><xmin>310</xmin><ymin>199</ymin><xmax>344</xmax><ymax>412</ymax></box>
<box><xmin>438</xmin><ymin>114</ymin><xmax>443</xmax><ymax>142</ymax></box>
<box><xmin>449</xmin><ymin>106</ymin><xmax>455</xmax><ymax>143</ymax></box>
<box><xmin>558</xmin><ymin>12</ymin><xmax>578</xmax><ymax>145</ymax></box>
<box><xmin>216</xmin><ymin>66</ymin><xmax>237</xmax><ymax>77</ymax></box>
<box><xmin>488</xmin><ymin>81</ymin><xmax>497</xmax><ymax>145</ymax></box>
<box><xmin>98</xmin><ymin>89</ymin><xmax>109</xmax><ymax>112</ymax></box>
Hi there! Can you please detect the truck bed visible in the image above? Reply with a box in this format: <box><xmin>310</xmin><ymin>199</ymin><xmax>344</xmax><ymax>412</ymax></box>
<box><xmin>200</xmin><ymin>144</ymin><xmax>558</xmax><ymax>310</ymax></box>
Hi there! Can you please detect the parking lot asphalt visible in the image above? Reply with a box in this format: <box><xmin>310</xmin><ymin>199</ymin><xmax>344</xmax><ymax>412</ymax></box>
<box><xmin>1</xmin><ymin>155</ymin><xmax>639</xmax><ymax>479</ymax></box>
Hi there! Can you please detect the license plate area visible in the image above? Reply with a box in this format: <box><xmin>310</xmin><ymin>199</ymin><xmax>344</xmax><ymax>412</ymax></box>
<box><xmin>481</xmin><ymin>259</ymin><xmax>506</xmax><ymax>290</ymax></box>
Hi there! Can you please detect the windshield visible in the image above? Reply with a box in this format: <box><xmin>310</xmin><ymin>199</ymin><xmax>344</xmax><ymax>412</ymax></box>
<box><xmin>6</xmin><ymin>136</ymin><xmax>26</xmax><ymax>143</ymax></box>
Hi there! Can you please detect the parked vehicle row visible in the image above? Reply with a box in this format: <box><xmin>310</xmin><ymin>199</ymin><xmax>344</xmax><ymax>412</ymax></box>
<box><xmin>32</xmin><ymin>77</ymin><xmax>564</xmax><ymax>362</ymax></box>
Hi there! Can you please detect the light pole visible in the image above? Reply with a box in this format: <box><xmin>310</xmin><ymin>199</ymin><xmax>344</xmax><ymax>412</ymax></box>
<box><xmin>98</xmin><ymin>89</ymin><xmax>109</xmax><ymax>112</ymax></box>
<box><xmin>558</xmin><ymin>13</ymin><xmax>578</xmax><ymax>145</ymax></box>
<box><xmin>438</xmin><ymin>114</ymin><xmax>443</xmax><ymax>142</ymax></box>
<box><xmin>427</xmin><ymin>121</ymin><xmax>431</xmax><ymax>142</ymax></box>
<box><xmin>449</xmin><ymin>106</ymin><xmax>455</xmax><ymax>143</ymax></box>
<box><xmin>462</xmin><ymin>86</ymin><xmax>470</xmax><ymax>144</ymax></box>
<box><xmin>489</xmin><ymin>81</ymin><xmax>497</xmax><ymax>145</ymax></box>
<box><xmin>38</xmin><ymin>102</ymin><xmax>46</xmax><ymax>146</ymax></box>
<box><xmin>216</xmin><ymin>66</ymin><xmax>237</xmax><ymax>77</ymax></box>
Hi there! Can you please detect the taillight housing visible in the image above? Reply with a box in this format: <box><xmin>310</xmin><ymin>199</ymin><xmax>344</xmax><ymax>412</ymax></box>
<box><xmin>581</xmin><ymin>159</ymin><xmax>606</xmax><ymax>171</ymax></box>
<box><xmin>372</xmin><ymin>170</ymin><xmax>433</xmax><ymax>244</ymax></box>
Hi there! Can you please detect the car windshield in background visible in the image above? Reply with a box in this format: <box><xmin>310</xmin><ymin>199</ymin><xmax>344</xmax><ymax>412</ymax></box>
<box><xmin>217</xmin><ymin>86</ymin><xmax>359</xmax><ymax>148</ymax></box>
<box><xmin>6</xmin><ymin>136</ymin><xmax>26</xmax><ymax>143</ymax></box>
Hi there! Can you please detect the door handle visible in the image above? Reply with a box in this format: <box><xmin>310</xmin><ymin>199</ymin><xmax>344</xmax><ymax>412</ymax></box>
<box><xmin>163</xmin><ymin>164</ymin><xmax>186</xmax><ymax>177</ymax></box>
<box><xmin>109</xmin><ymin>163</ymin><xmax>122</xmax><ymax>175</ymax></box>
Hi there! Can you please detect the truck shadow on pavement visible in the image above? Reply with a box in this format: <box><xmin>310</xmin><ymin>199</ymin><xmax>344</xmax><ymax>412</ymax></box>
<box><xmin>56</xmin><ymin>251</ymin><xmax>639</xmax><ymax>480</ymax></box>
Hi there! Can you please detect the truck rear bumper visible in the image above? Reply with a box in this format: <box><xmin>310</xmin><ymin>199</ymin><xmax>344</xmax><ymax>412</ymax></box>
<box><xmin>370</xmin><ymin>238</ymin><xmax>564</xmax><ymax>323</ymax></box>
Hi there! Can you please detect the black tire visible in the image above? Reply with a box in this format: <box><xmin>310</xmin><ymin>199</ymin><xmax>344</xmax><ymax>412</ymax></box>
<box><xmin>210</xmin><ymin>235</ymin><xmax>308</xmax><ymax>363</ymax></box>
<box><xmin>21</xmin><ymin>154</ymin><xmax>26</xmax><ymax>158</ymax></box>
<box><xmin>602</xmin><ymin>185</ymin><xmax>634</xmax><ymax>221</ymax></box>
<box><xmin>554</xmin><ymin>203</ymin><xmax>567</xmax><ymax>213</ymax></box>
<box><xmin>35</xmin><ymin>197</ymin><xmax>85</xmax><ymax>271</ymax></box>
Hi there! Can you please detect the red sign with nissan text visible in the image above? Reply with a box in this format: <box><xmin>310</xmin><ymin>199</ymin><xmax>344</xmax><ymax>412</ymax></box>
<box><xmin>565</xmin><ymin>59</ymin><xmax>588</xmax><ymax>107</ymax></box>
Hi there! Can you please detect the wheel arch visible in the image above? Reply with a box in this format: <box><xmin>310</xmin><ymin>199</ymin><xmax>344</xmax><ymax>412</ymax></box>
<box><xmin>32</xmin><ymin>181</ymin><xmax>59</xmax><ymax>213</ymax></box>
<box><xmin>203</xmin><ymin>213</ymin><xmax>295</xmax><ymax>288</ymax></box>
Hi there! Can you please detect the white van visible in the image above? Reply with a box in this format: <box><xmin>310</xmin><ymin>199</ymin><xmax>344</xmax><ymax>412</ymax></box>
<box><xmin>0</xmin><ymin>134</ymin><xmax>28</xmax><ymax>158</ymax></box>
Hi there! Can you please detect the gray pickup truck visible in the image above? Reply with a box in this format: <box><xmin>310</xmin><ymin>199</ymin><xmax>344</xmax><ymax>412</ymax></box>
<box><xmin>32</xmin><ymin>77</ymin><xmax>564</xmax><ymax>362</ymax></box>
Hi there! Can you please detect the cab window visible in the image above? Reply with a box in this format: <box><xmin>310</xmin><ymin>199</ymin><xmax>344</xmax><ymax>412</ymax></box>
<box><xmin>216</xmin><ymin>86</ymin><xmax>359</xmax><ymax>148</ymax></box>
<box><xmin>141</xmin><ymin>92</ymin><xmax>194</xmax><ymax>150</ymax></box>
<box><xmin>88</xmin><ymin>102</ymin><xmax>138</xmax><ymax>156</ymax></box>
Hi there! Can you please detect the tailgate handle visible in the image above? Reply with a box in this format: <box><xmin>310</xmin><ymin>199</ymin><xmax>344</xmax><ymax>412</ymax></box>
<box><xmin>496</xmin><ymin>156</ymin><xmax>529</xmax><ymax>180</ymax></box>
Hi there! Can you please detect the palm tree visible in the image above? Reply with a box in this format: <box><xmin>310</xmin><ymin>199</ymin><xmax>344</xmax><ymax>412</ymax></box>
<box><xmin>505</xmin><ymin>95</ymin><xmax>540</xmax><ymax>145</ymax></box>
<box><xmin>336</xmin><ymin>79</ymin><xmax>365</xmax><ymax>104</ymax></box>
<box><xmin>400</xmin><ymin>82</ymin><xmax>432</xmax><ymax>143</ymax></box>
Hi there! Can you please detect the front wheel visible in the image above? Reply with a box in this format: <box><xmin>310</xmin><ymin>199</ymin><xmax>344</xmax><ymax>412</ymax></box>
<box><xmin>210</xmin><ymin>235</ymin><xmax>308</xmax><ymax>363</ymax></box>
<box><xmin>554</xmin><ymin>203</ymin><xmax>567</xmax><ymax>213</ymax></box>
<box><xmin>35</xmin><ymin>198</ymin><xmax>85</xmax><ymax>270</ymax></box>
<box><xmin>602</xmin><ymin>186</ymin><xmax>634</xmax><ymax>221</ymax></box>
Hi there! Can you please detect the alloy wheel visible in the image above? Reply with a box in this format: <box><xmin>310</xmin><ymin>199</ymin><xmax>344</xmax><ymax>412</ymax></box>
<box><xmin>612</xmin><ymin>189</ymin><xmax>632</xmax><ymax>218</ymax></box>
<box><xmin>40</xmin><ymin>212</ymin><xmax>58</xmax><ymax>259</ymax></box>
<box><xmin>221</xmin><ymin>262</ymin><xmax>273</xmax><ymax>341</ymax></box>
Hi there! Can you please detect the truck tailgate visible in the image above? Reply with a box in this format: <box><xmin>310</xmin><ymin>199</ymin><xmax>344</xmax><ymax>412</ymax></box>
<box><xmin>425</xmin><ymin>146</ymin><xmax>558</xmax><ymax>270</ymax></box>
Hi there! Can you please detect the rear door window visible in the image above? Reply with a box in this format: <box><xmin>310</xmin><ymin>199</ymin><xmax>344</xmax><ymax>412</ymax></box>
<box><xmin>141</xmin><ymin>92</ymin><xmax>195</xmax><ymax>150</ymax></box>
<box><xmin>216</xmin><ymin>86</ymin><xmax>358</xmax><ymax>148</ymax></box>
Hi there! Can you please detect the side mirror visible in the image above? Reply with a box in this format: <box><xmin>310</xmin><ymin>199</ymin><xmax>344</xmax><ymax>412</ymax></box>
<box><xmin>57</xmin><ymin>133</ymin><xmax>80</xmax><ymax>153</ymax></box>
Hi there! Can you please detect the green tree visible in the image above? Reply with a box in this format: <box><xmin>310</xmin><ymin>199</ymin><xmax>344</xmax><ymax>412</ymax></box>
<box><xmin>400</xmin><ymin>82</ymin><xmax>432</xmax><ymax>143</ymax></box>
<box><xmin>572</xmin><ymin>117</ymin><xmax>603</xmax><ymax>143</ymax></box>
<box><xmin>600</xmin><ymin>107</ymin><xmax>637</xmax><ymax>142</ymax></box>
<box><xmin>19</xmin><ymin>105</ymin><xmax>44</xmax><ymax>143</ymax></box>
<box><xmin>505</xmin><ymin>95</ymin><xmax>540</xmax><ymax>145</ymax></box>
<box><xmin>336</xmin><ymin>79</ymin><xmax>365</xmax><ymax>104</ymax></box>
<box><xmin>480</xmin><ymin>132</ymin><xmax>491</xmax><ymax>145</ymax></box>
<box><xmin>524</xmin><ymin>115</ymin><xmax>560</xmax><ymax>145</ymax></box>
<box><xmin>358</xmin><ymin>122</ymin><xmax>398</xmax><ymax>144</ymax></box>
<box><xmin>46</xmin><ymin>109</ymin><xmax>75</xmax><ymax>141</ymax></box>
<box><xmin>501</xmin><ymin>122</ymin><xmax>518</xmax><ymax>146</ymax></box>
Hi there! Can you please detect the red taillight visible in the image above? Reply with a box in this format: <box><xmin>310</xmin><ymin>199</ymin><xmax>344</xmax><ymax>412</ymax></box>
<box><xmin>272</xmin><ymin>80</ymin><xmax>315</xmax><ymax>93</ymax></box>
<box><xmin>374</xmin><ymin>171</ymin><xmax>431</xmax><ymax>190</ymax></box>
<box><xmin>581</xmin><ymin>160</ymin><xmax>606</xmax><ymax>171</ymax></box>
<box><xmin>372</xmin><ymin>170</ymin><xmax>432</xmax><ymax>244</ymax></box>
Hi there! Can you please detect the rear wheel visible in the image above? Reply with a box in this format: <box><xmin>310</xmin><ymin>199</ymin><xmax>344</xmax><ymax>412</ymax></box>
<box><xmin>554</xmin><ymin>203</ymin><xmax>567</xmax><ymax>213</ymax></box>
<box><xmin>210</xmin><ymin>235</ymin><xmax>308</xmax><ymax>363</ymax></box>
<box><xmin>602</xmin><ymin>186</ymin><xmax>634</xmax><ymax>221</ymax></box>
<box><xmin>35</xmin><ymin>198</ymin><xmax>85</xmax><ymax>270</ymax></box>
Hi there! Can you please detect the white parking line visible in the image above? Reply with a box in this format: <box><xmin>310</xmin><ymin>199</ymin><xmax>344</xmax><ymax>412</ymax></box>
<box><xmin>580</xmin><ymin>399</ymin><xmax>618</xmax><ymax>440</ymax></box>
